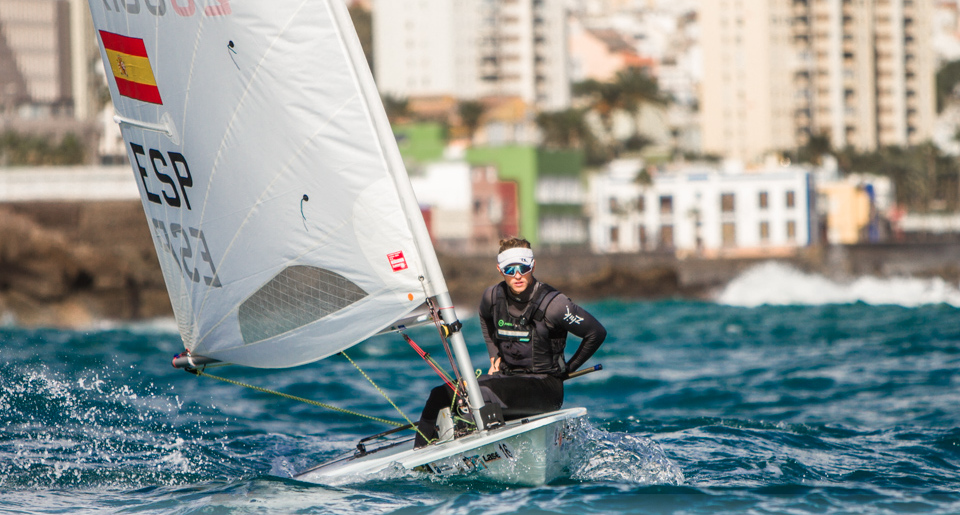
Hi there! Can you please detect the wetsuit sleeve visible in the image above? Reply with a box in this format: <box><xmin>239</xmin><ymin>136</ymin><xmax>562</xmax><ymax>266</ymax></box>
<box><xmin>545</xmin><ymin>293</ymin><xmax>606</xmax><ymax>373</ymax></box>
<box><xmin>478</xmin><ymin>285</ymin><xmax>499</xmax><ymax>359</ymax></box>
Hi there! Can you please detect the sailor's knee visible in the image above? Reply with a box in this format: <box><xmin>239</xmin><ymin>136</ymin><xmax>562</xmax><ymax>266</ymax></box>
<box><xmin>428</xmin><ymin>384</ymin><xmax>449</xmax><ymax>400</ymax></box>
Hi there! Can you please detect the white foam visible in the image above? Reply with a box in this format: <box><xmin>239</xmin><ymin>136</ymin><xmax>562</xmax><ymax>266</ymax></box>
<box><xmin>563</xmin><ymin>418</ymin><xmax>684</xmax><ymax>485</ymax></box>
<box><xmin>717</xmin><ymin>261</ymin><xmax>960</xmax><ymax>308</ymax></box>
<box><xmin>93</xmin><ymin>317</ymin><xmax>180</xmax><ymax>334</ymax></box>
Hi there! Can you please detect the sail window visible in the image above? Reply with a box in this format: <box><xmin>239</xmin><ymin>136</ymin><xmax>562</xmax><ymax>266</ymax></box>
<box><xmin>238</xmin><ymin>265</ymin><xmax>368</xmax><ymax>344</ymax></box>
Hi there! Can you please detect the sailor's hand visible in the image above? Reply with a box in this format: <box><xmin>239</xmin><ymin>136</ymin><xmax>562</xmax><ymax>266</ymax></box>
<box><xmin>488</xmin><ymin>357</ymin><xmax>501</xmax><ymax>374</ymax></box>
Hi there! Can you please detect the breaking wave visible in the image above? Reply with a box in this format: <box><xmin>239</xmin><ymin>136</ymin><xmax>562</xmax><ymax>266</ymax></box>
<box><xmin>717</xmin><ymin>262</ymin><xmax>960</xmax><ymax>308</ymax></box>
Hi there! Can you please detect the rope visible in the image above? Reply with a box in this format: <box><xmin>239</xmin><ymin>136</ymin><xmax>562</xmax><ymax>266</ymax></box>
<box><xmin>426</xmin><ymin>297</ymin><xmax>469</xmax><ymax>412</ymax></box>
<box><xmin>188</xmin><ymin>368</ymin><xmax>404</xmax><ymax>428</ymax></box>
<box><xmin>404</xmin><ymin>334</ymin><xmax>456</xmax><ymax>391</ymax></box>
<box><xmin>339</xmin><ymin>351</ymin><xmax>433</xmax><ymax>444</ymax></box>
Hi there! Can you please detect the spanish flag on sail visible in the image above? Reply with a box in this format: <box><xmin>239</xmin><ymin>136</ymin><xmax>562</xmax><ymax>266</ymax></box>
<box><xmin>99</xmin><ymin>31</ymin><xmax>163</xmax><ymax>105</ymax></box>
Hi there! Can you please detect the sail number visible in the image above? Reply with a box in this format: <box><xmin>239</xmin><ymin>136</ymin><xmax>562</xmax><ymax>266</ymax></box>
<box><xmin>130</xmin><ymin>143</ymin><xmax>193</xmax><ymax>210</ymax></box>
<box><xmin>151</xmin><ymin>218</ymin><xmax>223</xmax><ymax>288</ymax></box>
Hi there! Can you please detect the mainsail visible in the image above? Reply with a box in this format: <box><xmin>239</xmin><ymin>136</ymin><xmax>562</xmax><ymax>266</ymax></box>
<box><xmin>89</xmin><ymin>1</ymin><xmax>442</xmax><ymax>369</ymax></box>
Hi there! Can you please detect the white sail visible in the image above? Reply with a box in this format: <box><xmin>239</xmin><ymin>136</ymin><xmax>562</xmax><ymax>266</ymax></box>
<box><xmin>88</xmin><ymin>1</ymin><xmax>438</xmax><ymax>368</ymax></box>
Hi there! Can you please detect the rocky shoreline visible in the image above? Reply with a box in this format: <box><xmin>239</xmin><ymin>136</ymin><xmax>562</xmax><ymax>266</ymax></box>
<box><xmin>2</xmin><ymin>200</ymin><xmax>958</xmax><ymax>329</ymax></box>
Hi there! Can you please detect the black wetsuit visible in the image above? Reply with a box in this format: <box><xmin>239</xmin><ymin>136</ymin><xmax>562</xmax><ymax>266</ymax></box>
<box><xmin>414</xmin><ymin>278</ymin><xmax>606</xmax><ymax>447</ymax></box>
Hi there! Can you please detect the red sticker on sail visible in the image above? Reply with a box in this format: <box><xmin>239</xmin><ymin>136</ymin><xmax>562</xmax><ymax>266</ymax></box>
<box><xmin>387</xmin><ymin>251</ymin><xmax>408</xmax><ymax>272</ymax></box>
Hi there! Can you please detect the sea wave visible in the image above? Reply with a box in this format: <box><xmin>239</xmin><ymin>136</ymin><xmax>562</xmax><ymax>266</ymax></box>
<box><xmin>716</xmin><ymin>262</ymin><xmax>960</xmax><ymax>308</ymax></box>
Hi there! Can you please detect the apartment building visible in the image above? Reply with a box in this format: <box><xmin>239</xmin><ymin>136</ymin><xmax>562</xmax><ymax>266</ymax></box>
<box><xmin>701</xmin><ymin>0</ymin><xmax>935</xmax><ymax>163</ymax></box>
<box><xmin>0</xmin><ymin>0</ymin><xmax>97</xmax><ymax>120</ymax></box>
<box><xmin>372</xmin><ymin>0</ymin><xmax>570</xmax><ymax>110</ymax></box>
<box><xmin>701</xmin><ymin>1</ymin><xmax>797</xmax><ymax>163</ymax></box>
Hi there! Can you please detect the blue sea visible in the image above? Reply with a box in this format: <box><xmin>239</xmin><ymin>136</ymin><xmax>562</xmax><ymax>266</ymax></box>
<box><xmin>3</xmin><ymin>262</ymin><xmax>960</xmax><ymax>514</ymax></box>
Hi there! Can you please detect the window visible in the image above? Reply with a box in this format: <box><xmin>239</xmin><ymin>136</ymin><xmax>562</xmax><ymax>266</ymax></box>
<box><xmin>638</xmin><ymin>225</ymin><xmax>647</xmax><ymax>250</ymax></box>
<box><xmin>722</xmin><ymin>222</ymin><xmax>736</xmax><ymax>247</ymax></box>
<box><xmin>760</xmin><ymin>221</ymin><xmax>770</xmax><ymax>241</ymax></box>
<box><xmin>786</xmin><ymin>190</ymin><xmax>796</xmax><ymax>208</ymax></box>
<box><xmin>759</xmin><ymin>191</ymin><xmax>769</xmax><ymax>209</ymax></box>
<box><xmin>610</xmin><ymin>226</ymin><xmax>619</xmax><ymax>246</ymax></box>
<box><xmin>721</xmin><ymin>193</ymin><xmax>735</xmax><ymax>213</ymax></box>
<box><xmin>636</xmin><ymin>196</ymin><xmax>645</xmax><ymax>213</ymax></box>
<box><xmin>787</xmin><ymin>220</ymin><xmax>797</xmax><ymax>240</ymax></box>
<box><xmin>659</xmin><ymin>196</ymin><xmax>673</xmax><ymax>215</ymax></box>
<box><xmin>609</xmin><ymin>197</ymin><xmax>620</xmax><ymax>213</ymax></box>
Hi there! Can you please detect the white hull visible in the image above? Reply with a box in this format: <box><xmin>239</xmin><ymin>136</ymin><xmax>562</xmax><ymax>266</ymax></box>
<box><xmin>295</xmin><ymin>407</ymin><xmax>586</xmax><ymax>486</ymax></box>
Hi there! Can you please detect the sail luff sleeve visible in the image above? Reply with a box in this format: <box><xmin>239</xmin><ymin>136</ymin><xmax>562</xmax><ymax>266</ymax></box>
<box><xmin>327</xmin><ymin>0</ymin><xmax>441</xmax><ymax>299</ymax></box>
<box><xmin>327</xmin><ymin>0</ymin><xmax>488</xmax><ymax>423</ymax></box>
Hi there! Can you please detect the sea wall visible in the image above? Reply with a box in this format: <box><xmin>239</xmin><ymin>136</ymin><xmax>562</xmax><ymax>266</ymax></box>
<box><xmin>1</xmin><ymin>200</ymin><xmax>958</xmax><ymax>328</ymax></box>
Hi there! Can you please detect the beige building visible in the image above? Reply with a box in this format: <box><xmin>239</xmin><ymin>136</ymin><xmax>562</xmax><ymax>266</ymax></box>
<box><xmin>0</xmin><ymin>0</ymin><xmax>98</xmax><ymax>120</ymax></box>
<box><xmin>701</xmin><ymin>0</ymin><xmax>935</xmax><ymax>163</ymax></box>
<box><xmin>569</xmin><ymin>17</ymin><xmax>652</xmax><ymax>82</ymax></box>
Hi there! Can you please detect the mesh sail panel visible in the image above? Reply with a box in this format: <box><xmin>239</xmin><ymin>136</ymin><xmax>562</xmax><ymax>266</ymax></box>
<box><xmin>238</xmin><ymin>265</ymin><xmax>368</xmax><ymax>344</ymax></box>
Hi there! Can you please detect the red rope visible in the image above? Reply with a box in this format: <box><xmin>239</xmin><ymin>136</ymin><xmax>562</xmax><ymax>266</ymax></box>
<box><xmin>403</xmin><ymin>334</ymin><xmax>456</xmax><ymax>391</ymax></box>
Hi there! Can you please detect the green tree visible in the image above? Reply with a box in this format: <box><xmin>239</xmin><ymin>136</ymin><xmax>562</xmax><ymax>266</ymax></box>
<box><xmin>458</xmin><ymin>100</ymin><xmax>485</xmax><ymax>140</ymax></box>
<box><xmin>381</xmin><ymin>94</ymin><xmax>409</xmax><ymax>124</ymax></box>
<box><xmin>614</xmin><ymin>66</ymin><xmax>667</xmax><ymax>112</ymax></box>
<box><xmin>835</xmin><ymin>143</ymin><xmax>959</xmax><ymax>212</ymax></box>
<box><xmin>572</xmin><ymin>78</ymin><xmax>622</xmax><ymax>139</ymax></box>
<box><xmin>572</xmin><ymin>67</ymin><xmax>667</xmax><ymax>159</ymax></box>
<box><xmin>936</xmin><ymin>59</ymin><xmax>960</xmax><ymax>113</ymax></box>
<box><xmin>0</xmin><ymin>131</ymin><xmax>85</xmax><ymax>166</ymax></box>
<box><xmin>535</xmin><ymin>108</ymin><xmax>611</xmax><ymax>165</ymax></box>
<box><xmin>794</xmin><ymin>133</ymin><xmax>832</xmax><ymax>165</ymax></box>
<box><xmin>535</xmin><ymin>108</ymin><xmax>588</xmax><ymax>148</ymax></box>
<box><xmin>55</xmin><ymin>133</ymin><xmax>85</xmax><ymax>165</ymax></box>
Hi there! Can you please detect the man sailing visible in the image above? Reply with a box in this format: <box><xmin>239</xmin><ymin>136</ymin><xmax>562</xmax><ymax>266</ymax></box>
<box><xmin>414</xmin><ymin>237</ymin><xmax>606</xmax><ymax>447</ymax></box>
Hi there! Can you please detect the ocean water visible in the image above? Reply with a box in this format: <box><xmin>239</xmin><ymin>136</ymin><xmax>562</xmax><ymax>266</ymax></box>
<box><xmin>2</xmin><ymin>263</ymin><xmax>960</xmax><ymax>514</ymax></box>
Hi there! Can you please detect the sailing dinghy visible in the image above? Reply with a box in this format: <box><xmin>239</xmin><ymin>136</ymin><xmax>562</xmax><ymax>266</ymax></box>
<box><xmin>88</xmin><ymin>0</ymin><xmax>590</xmax><ymax>485</ymax></box>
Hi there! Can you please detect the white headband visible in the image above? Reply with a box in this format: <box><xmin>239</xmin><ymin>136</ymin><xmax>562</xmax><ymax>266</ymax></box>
<box><xmin>497</xmin><ymin>247</ymin><xmax>534</xmax><ymax>269</ymax></box>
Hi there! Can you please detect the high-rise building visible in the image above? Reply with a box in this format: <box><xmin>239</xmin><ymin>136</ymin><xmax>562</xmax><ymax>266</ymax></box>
<box><xmin>373</xmin><ymin>0</ymin><xmax>570</xmax><ymax>111</ymax></box>
<box><xmin>701</xmin><ymin>0</ymin><xmax>935</xmax><ymax>163</ymax></box>
<box><xmin>0</xmin><ymin>0</ymin><xmax>98</xmax><ymax>120</ymax></box>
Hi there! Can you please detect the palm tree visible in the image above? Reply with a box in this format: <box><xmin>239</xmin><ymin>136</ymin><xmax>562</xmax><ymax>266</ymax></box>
<box><xmin>572</xmin><ymin>67</ymin><xmax>666</xmax><ymax>157</ymax></box>
<box><xmin>535</xmin><ymin>108</ymin><xmax>588</xmax><ymax>148</ymax></box>
<box><xmin>571</xmin><ymin>78</ymin><xmax>622</xmax><ymax>139</ymax></box>
<box><xmin>458</xmin><ymin>100</ymin><xmax>485</xmax><ymax>142</ymax></box>
<box><xmin>614</xmin><ymin>67</ymin><xmax>665</xmax><ymax>111</ymax></box>
<box><xmin>535</xmin><ymin>108</ymin><xmax>612</xmax><ymax>165</ymax></box>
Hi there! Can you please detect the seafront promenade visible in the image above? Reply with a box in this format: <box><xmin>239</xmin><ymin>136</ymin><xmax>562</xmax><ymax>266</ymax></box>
<box><xmin>1</xmin><ymin>168</ymin><xmax>958</xmax><ymax>327</ymax></box>
<box><xmin>0</xmin><ymin>166</ymin><xmax>137</xmax><ymax>202</ymax></box>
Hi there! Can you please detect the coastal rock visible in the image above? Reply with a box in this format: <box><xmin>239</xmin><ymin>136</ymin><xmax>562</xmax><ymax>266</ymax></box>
<box><xmin>0</xmin><ymin>202</ymin><xmax>167</xmax><ymax>328</ymax></box>
<box><xmin>2</xmin><ymin>200</ymin><xmax>959</xmax><ymax>329</ymax></box>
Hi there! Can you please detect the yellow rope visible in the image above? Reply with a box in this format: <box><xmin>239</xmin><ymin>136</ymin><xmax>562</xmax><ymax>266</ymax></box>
<box><xmin>339</xmin><ymin>351</ymin><xmax>433</xmax><ymax>444</ymax></box>
<box><xmin>189</xmin><ymin>368</ymin><xmax>404</xmax><ymax>428</ymax></box>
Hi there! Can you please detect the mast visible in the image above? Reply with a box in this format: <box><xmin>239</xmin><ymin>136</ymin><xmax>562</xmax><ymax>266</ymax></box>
<box><xmin>329</xmin><ymin>2</ymin><xmax>489</xmax><ymax>430</ymax></box>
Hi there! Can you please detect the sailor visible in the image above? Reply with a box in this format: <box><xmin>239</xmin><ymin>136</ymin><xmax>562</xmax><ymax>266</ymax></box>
<box><xmin>414</xmin><ymin>237</ymin><xmax>606</xmax><ymax>448</ymax></box>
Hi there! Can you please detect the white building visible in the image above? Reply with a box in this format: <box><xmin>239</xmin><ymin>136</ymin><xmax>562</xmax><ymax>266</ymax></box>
<box><xmin>588</xmin><ymin>159</ymin><xmax>815</xmax><ymax>255</ymax></box>
<box><xmin>372</xmin><ymin>0</ymin><xmax>570</xmax><ymax>110</ymax></box>
<box><xmin>409</xmin><ymin>160</ymin><xmax>473</xmax><ymax>251</ymax></box>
